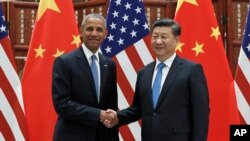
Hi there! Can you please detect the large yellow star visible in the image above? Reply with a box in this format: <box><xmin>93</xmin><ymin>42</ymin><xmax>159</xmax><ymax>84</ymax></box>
<box><xmin>176</xmin><ymin>0</ymin><xmax>198</xmax><ymax>13</ymax></box>
<box><xmin>192</xmin><ymin>41</ymin><xmax>204</xmax><ymax>56</ymax></box>
<box><xmin>37</xmin><ymin>0</ymin><xmax>61</xmax><ymax>21</ymax></box>
<box><xmin>53</xmin><ymin>48</ymin><xmax>65</xmax><ymax>57</ymax></box>
<box><xmin>71</xmin><ymin>34</ymin><xmax>81</xmax><ymax>47</ymax></box>
<box><xmin>175</xmin><ymin>42</ymin><xmax>185</xmax><ymax>53</ymax></box>
<box><xmin>34</xmin><ymin>44</ymin><xmax>46</xmax><ymax>58</ymax></box>
<box><xmin>210</xmin><ymin>26</ymin><xmax>221</xmax><ymax>40</ymax></box>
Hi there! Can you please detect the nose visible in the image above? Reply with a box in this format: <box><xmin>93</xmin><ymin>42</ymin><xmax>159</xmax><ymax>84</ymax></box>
<box><xmin>155</xmin><ymin>38</ymin><xmax>162</xmax><ymax>44</ymax></box>
<box><xmin>91</xmin><ymin>30</ymin><xmax>98</xmax><ymax>36</ymax></box>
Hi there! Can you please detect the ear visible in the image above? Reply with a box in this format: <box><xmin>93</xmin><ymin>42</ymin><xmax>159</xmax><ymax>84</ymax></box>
<box><xmin>79</xmin><ymin>27</ymin><xmax>83</xmax><ymax>38</ymax></box>
<box><xmin>104</xmin><ymin>29</ymin><xmax>108</xmax><ymax>38</ymax></box>
<box><xmin>175</xmin><ymin>36</ymin><xmax>180</xmax><ymax>44</ymax></box>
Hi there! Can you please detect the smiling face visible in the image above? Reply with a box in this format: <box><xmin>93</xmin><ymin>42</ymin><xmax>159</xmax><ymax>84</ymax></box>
<box><xmin>81</xmin><ymin>17</ymin><xmax>107</xmax><ymax>53</ymax></box>
<box><xmin>151</xmin><ymin>26</ymin><xmax>179</xmax><ymax>61</ymax></box>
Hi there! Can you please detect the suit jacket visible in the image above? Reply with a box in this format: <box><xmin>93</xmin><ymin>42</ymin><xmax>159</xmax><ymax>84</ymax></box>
<box><xmin>118</xmin><ymin>55</ymin><xmax>209</xmax><ymax>141</ymax></box>
<box><xmin>52</xmin><ymin>47</ymin><xmax>119</xmax><ymax>141</ymax></box>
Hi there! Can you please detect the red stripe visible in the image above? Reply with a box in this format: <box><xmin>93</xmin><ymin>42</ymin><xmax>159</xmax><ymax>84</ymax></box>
<box><xmin>119</xmin><ymin>125</ymin><xmax>136</xmax><ymax>141</ymax></box>
<box><xmin>143</xmin><ymin>35</ymin><xmax>155</xmax><ymax>59</ymax></box>
<box><xmin>0</xmin><ymin>112</ymin><xmax>15</xmax><ymax>141</ymax></box>
<box><xmin>113</xmin><ymin>56</ymin><xmax>137</xmax><ymax>140</ymax></box>
<box><xmin>113</xmin><ymin>57</ymin><xmax>135</xmax><ymax>104</ymax></box>
<box><xmin>125</xmin><ymin>45</ymin><xmax>145</xmax><ymax>72</ymax></box>
<box><xmin>235</xmin><ymin>66</ymin><xmax>250</xmax><ymax>106</ymax></box>
<box><xmin>1</xmin><ymin>37</ymin><xmax>17</xmax><ymax>70</ymax></box>
<box><xmin>238</xmin><ymin>110</ymin><xmax>246</xmax><ymax>124</ymax></box>
<box><xmin>0</xmin><ymin>68</ymin><xmax>27</xmax><ymax>139</ymax></box>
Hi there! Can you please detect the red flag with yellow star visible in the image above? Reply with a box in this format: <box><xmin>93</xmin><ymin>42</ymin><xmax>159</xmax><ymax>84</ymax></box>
<box><xmin>174</xmin><ymin>0</ymin><xmax>240</xmax><ymax>140</ymax></box>
<box><xmin>21</xmin><ymin>0</ymin><xmax>80</xmax><ymax>140</ymax></box>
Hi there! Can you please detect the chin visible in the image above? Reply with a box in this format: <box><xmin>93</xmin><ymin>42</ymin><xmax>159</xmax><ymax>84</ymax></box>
<box><xmin>154</xmin><ymin>50</ymin><xmax>165</xmax><ymax>56</ymax></box>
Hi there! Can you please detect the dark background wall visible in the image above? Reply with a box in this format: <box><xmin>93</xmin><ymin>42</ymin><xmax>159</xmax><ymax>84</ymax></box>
<box><xmin>2</xmin><ymin>0</ymin><xmax>249</xmax><ymax>76</ymax></box>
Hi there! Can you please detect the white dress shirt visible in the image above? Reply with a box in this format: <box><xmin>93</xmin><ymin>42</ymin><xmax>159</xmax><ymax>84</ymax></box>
<box><xmin>152</xmin><ymin>53</ymin><xmax>176</xmax><ymax>92</ymax></box>
<box><xmin>82</xmin><ymin>43</ymin><xmax>101</xmax><ymax>97</ymax></box>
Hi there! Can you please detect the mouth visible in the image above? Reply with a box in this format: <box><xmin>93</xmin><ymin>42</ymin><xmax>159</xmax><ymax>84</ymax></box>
<box><xmin>155</xmin><ymin>46</ymin><xmax>164</xmax><ymax>49</ymax></box>
<box><xmin>89</xmin><ymin>38</ymin><xmax>98</xmax><ymax>41</ymax></box>
<box><xmin>88</xmin><ymin>39</ymin><xmax>99</xmax><ymax>43</ymax></box>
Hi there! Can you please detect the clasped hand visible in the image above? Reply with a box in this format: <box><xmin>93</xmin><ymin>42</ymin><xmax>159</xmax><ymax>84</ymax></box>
<box><xmin>100</xmin><ymin>109</ymin><xmax>118</xmax><ymax>128</ymax></box>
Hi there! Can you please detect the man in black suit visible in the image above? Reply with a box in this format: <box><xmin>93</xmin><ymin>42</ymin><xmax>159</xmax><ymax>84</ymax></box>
<box><xmin>52</xmin><ymin>13</ymin><xmax>119</xmax><ymax>141</ymax></box>
<box><xmin>105</xmin><ymin>18</ymin><xmax>210</xmax><ymax>141</ymax></box>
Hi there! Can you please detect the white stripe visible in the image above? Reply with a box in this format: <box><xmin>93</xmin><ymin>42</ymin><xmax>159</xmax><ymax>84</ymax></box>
<box><xmin>0</xmin><ymin>133</ymin><xmax>5</xmax><ymax>141</ymax></box>
<box><xmin>134</xmin><ymin>39</ymin><xmax>154</xmax><ymax>65</ymax></box>
<box><xmin>116</xmin><ymin>51</ymin><xmax>137</xmax><ymax>91</ymax></box>
<box><xmin>117</xmin><ymin>84</ymin><xmax>141</xmax><ymax>141</ymax></box>
<box><xmin>234</xmin><ymin>81</ymin><xmax>250</xmax><ymax>124</ymax></box>
<box><xmin>117</xmin><ymin>84</ymin><xmax>130</xmax><ymax>110</ymax></box>
<box><xmin>0</xmin><ymin>45</ymin><xmax>24</xmax><ymax>111</ymax></box>
<box><xmin>118</xmin><ymin>133</ymin><xmax>123</xmax><ymax>141</ymax></box>
<box><xmin>0</xmin><ymin>89</ymin><xmax>25</xmax><ymax>141</ymax></box>
<box><xmin>238</xmin><ymin>47</ymin><xmax>250</xmax><ymax>83</ymax></box>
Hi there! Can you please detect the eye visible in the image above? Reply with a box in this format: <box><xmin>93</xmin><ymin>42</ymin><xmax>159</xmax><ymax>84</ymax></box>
<box><xmin>152</xmin><ymin>35</ymin><xmax>158</xmax><ymax>39</ymax></box>
<box><xmin>97</xmin><ymin>28</ymin><xmax>104</xmax><ymax>32</ymax></box>
<box><xmin>86</xmin><ymin>27</ymin><xmax>94</xmax><ymax>32</ymax></box>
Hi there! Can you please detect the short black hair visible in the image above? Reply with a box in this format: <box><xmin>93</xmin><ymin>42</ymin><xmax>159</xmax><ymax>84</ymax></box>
<box><xmin>151</xmin><ymin>18</ymin><xmax>181</xmax><ymax>37</ymax></box>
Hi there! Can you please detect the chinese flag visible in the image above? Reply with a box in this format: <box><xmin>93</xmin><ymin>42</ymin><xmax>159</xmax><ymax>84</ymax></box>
<box><xmin>21</xmin><ymin>0</ymin><xmax>80</xmax><ymax>140</ymax></box>
<box><xmin>174</xmin><ymin>0</ymin><xmax>240</xmax><ymax>141</ymax></box>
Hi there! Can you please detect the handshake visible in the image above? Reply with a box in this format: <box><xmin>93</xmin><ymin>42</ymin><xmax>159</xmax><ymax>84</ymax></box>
<box><xmin>100</xmin><ymin>109</ymin><xmax>119</xmax><ymax>128</ymax></box>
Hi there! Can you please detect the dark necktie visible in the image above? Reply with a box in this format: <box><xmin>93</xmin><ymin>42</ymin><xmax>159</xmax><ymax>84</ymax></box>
<box><xmin>91</xmin><ymin>55</ymin><xmax>99</xmax><ymax>101</ymax></box>
<box><xmin>152</xmin><ymin>63</ymin><xmax>165</xmax><ymax>108</ymax></box>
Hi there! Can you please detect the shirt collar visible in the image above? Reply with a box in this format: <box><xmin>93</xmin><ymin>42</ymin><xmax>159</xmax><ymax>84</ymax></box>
<box><xmin>81</xmin><ymin>43</ymin><xmax>100</xmax><ymax>62</ymax></box>
<box><xmin>155</xmin><ymin>53</ymin><xmax>176</xmax><ymax>70</ymax></box>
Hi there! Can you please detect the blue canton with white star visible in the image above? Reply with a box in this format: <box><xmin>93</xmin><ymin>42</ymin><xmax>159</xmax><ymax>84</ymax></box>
<box><xmin>242</xmin><ymin>8</ymin><xmax>250</xmax><ymax>58</ymax></box>
<box><xmin>0</xmin><ymin>5</ymin><xmax>8</xmax><ymax>39</ymax></box>
<box><xmin>100</xmin><ymin>0</ymin><xmax>149</xmax><ymax>57</ymax></box>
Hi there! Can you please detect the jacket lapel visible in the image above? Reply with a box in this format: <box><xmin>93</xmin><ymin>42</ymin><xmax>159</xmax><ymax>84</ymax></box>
<box><xmin>75</xmin><ymin>48</ymin><xmax>98</xmax><ymax>102</ymax></box>
<box><xmin>155</xmin><ymin>56</ymin><xmax>183</xmax><ymax>109</ymax></box>
<box><xmin>98</xmin><ymin>53</ymin><xmax>109</xmax><ymax>102</ymax></box>
<box><xmin>144</xmin><ymin>62</ymin><xmax>156</xmax><ymax>110</ymax></box>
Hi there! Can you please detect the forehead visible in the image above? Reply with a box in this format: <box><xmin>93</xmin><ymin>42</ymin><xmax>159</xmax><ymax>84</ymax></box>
<box><xmin>84</xmin><ymin>18</ymin><xmax>105</xmax><ymax>28</ymax></box>
<box><xmin>152</xmin><ymin>26</ymin><xmax>172</xmax><ymax>34</ymax></box>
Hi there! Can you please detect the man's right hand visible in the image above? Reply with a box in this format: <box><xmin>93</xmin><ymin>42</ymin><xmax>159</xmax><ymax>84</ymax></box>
<box><xmin>100</xmin><ymin>109</ymin><xmax>118</xmax><ymax>128</ymax></box>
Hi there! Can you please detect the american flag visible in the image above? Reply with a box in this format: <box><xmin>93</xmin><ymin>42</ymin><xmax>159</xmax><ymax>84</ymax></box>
<box><xmin>234</xmin><ymin>5</ymin><xmax>250</xmax><ymax>124</ymax></box>
<box><xmin>100</xmin><ymin>0</ymin><xmax>154</xmax><ymax>140</ymax></box>
<box><xmin>0</xmin><ymin>4</ymin><xmax>27</xmax><ymax>141</ymax></box>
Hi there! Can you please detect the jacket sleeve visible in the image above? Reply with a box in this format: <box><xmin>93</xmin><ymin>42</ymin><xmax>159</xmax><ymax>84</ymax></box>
<box><xmin>189</xmin><ymin>64</ymin><xmax>210</xmax><ymax>141</ymax></box>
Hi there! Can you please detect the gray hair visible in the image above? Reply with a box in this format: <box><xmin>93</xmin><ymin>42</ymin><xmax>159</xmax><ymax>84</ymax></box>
<box><xmin>81</xmin><ymin>13</ymin><xmax>107</xmax><ymax>29</ymax></box>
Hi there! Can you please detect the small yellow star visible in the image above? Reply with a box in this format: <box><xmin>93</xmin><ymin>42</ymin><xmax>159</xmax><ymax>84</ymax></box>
<box><xmin>71</xmin><ymin>34</ymin><xmax>81</xmax><ymax>47</ymax></box>
<box><xmin>37</xmin><ymin>0</ymin><xmax>61</xmax><ymax>21</ymax></box>
<box><xmin>176</xmin><ymin>0</ymin><xmax>198</xmax><ymax>13</ymax></box>
<box><xmin>175</xmin><ymin>42</ymin><xmax>185</xmax><ymax>53</ymax></box>
<box><xmin>210</xmin><ymin>26</ymin><xmax>221</xmax><ymax>40</ymax></box>
<box><xmin>53</xmin><ymin>48</ymin><xmax>65</xmax><ymax>57</ymax></box>
<box><xmin>192</xmin><ymin>41</ymin><xmax>204</xmax><ymax>56</ymax></box>
<box><xmin>34</xmin><ymin>44</ymin><xmax>46</xmax><ymax>58</ymax></box>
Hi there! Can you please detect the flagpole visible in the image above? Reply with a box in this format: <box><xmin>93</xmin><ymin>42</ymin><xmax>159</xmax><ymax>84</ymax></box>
<box><xmin>7</xmin><ymin>1</ymin><xmax>9</xmax><ymax>22</ymax></box>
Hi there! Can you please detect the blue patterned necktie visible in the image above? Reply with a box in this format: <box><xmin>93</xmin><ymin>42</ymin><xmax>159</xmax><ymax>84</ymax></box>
<box><xmin>152</xmin><ymin>63</ymin><xmax>165</xmax><ymax>108</ymax></box>
<box><xmin>91</xmin><ymin>55</ymin><xmax>99</xmax><ymax>101</ymax></box>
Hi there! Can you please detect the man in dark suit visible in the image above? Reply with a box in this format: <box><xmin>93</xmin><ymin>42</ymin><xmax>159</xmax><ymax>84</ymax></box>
<box><xmin>52</xmin><ymin>13</ymin><xmax>119</xmax><ymax>141</ymax></box>
<box><xmin>105</xmin><ymin>18</ymin><xmax>210</xmax><ymax>141</ymax></box>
